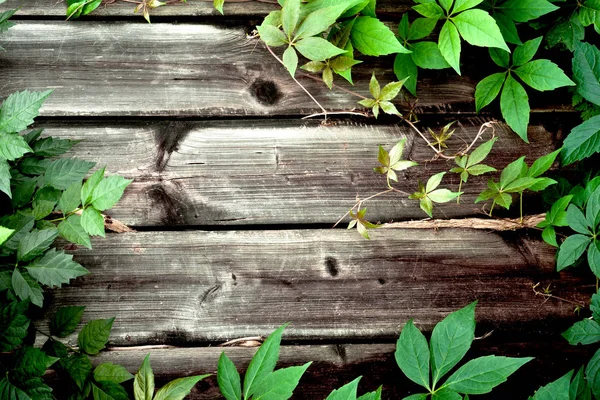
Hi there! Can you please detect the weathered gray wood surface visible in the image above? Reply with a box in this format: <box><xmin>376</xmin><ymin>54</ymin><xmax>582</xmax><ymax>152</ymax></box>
<box><xmin>35</xmin><ymin>229</ymin><xmax>589</xmax><ymax>346</ymax></box>
<box><xmin>0</xmin><ymin>22</ymin><xmax>570</xmax><ymax>118</ymax></box>
<box><xmin>45</xmin><ymin>340</ymin><xmax>589</xmax><ymax>399</ymax></box>
<box><xmin>39</xmin><ymin>118</ymin><xmax>557</xmax><ymax>226</ymax></box>
<box><xmin>6</xmin><ymin>0</ymin><xmax>412</xmax><ymax>18</ymax></box>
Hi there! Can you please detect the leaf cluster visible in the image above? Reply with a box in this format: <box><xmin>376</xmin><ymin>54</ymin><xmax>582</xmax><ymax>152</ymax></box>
<box><xmin>409</xmin><ymin>172</ymin><xmax>462</xmax><ymax>218</ymax></box>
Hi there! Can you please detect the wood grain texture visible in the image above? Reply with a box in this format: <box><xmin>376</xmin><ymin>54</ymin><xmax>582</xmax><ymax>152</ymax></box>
<box><xmin>5</xmin><ymin>0</ymin><xmax>412</xmax><ymax>18</ymax></box>
<box><xmin>43</xmin><ymin>340</ymin><xmax>593</xmax><ymax>399</ymax></box>
<box><xmin>36</xmin><ymin>118</ymin><xmax>558</xmax><ymax>226</ymax></box>
<box><xmin>35</xmin><ymin>229</ymin><xmax>591</xmax><ymax>347</ymax></box>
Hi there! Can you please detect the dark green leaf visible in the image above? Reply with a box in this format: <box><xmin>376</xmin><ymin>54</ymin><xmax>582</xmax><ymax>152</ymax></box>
<box><xmin>562</xmin><ymin>319</ymin><xmax>600</xmax><ymax>345</ymax></box>
<box><xmin>62</xmin><ymin>354</ymin><xmax>93</xmax><ymax>391</ymax></box>
<box><xmin>0</xmin><ymin>299</ymin><xmax>30</xmax><ymax>351</ymax></box>
<box><xmin>13</xmin><ymin>346</ymin><xmax>59</xmax><ymax>379</ymax></box>
<box><xmin>94</xmin><ymin>363</ymin><xmax>134</xmax><ymax>384</ymax></box>
<box><xmin>395</xmin><ymin>320</ymin><xmax>430</xmax><ymax>389</ymax></box>
<box><xmin>57</xmin><ymin>181</ymin><xmax>83</xmax><ymax>215</ymax></box>
<box><xmin>51</xmin><ymin>305</ymin><xmax>86</xmax><ymax>337</ymax></box>
<box><xmin>489</xmin><ymin>48</ymin><xmax>509</xmax><ymax>68</ymax></box>
<box><xmin>244</xmin><ymin>324</ymin><xmax>288</xmax><ymax>398</ymax></box>
<box><xmin>475</xmin><ymin>73</ymin><xmax>506</xmax><ymax>113</ymax></box>
<box><xmin>32</xmin><ymin>137</ymin><xmax>79</xmax><ymax>157</ymax></box>
<box><xmin>573</xmin><ymin>41</ymin><xmax>600</xmax><ymax>106</ymax></box>
<box><xmin>26</xmin><ymin>248</ymin><xmax>89</xmax><ymax>288</ymax></box>
<box><xmin>557</xmin><ymin>234</ymin><xmax>592</xmax><ymax>271</ymax></box>
<box><xmin>0</xmin><ymin>90</ymin><xmax>52</xmax><ymax>135</ymax></box>
<box><xmin>566</xmin><ymin>205</ymin><xmax>591</xmax><ymax>235</ymax></box>
<box><xmin>17</xmin><ymin>228</ymin><xmax>58</xmax><ymax>262</ymax></box>
<box><xmin>78</xmin><ymin>317</ymin><xmax>115</xmax><ymax>355</ymax></box>
<box><xmin>570</xmin><ymin>366</ymin><xmax>591</xmax><ymax>400</ymax></box>
<box><xmin>43</xmin><ymin>158</ymin><xmax>96</xmax><ymax>190</ymax></box>
<box><xmin>498</xmin><ymin>0</ymin><xmax>559</xmax><ymax>22</ymax></box>
<box><xmin>218</xmin><ymin>352</ymin><xmax>241</xmax><ymax>400</ymax></box>
<box><xmin>92</xmin><ymin>381</ymin><xmax>129</xmax><ymax>400</ymax></box>
<box><xmin>154</xmin><ymin>374</ymin><xmax>210</xmax><ymax>400</ymax></box>
<box><xmin>394</xmin><ymin>54</ymin><xmax>418</xmax><ymax>96</ymax></box>
<box><xmin>58</xmin><ymin>215</ymin><xmax>92</xmax><ymax>249</ymax></box>
<box><xmin>500</xmin><ymin>74</ymin><xmax>530</xmax><ymax>142</ymax></box>
<box><xmin>530</xmin><ymin>370</ymin><xmax>572</xmax><ymax>399</ymax></box>
<box><xmin>562</xmin><ymin>115</ymin><xmax>600</xmax><ymax>164</ymax></box>
<box><xmin>325</xmin><ymin>377</ymin><xmax>361</xmax><ymax>400</ymax></box>
<box><xmin>587</xmin><ymin>348</ymin><xmax>600</xmax><ymax>397</ymax></box>
<box><xmin>514</xmin><ymin>60</ymin><xmax>575</xmax><ymax>91</ymax></box>
<box><xmin>512</xmin><ymin>37</ymin><xmax>542</xmax><ymax>67</ymax></box>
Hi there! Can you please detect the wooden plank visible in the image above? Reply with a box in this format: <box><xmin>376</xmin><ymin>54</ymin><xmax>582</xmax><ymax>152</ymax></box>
<box><xmin>35</xmin><ymin>229</ymin><xmax>591</xmax><ymax>347</ymax></box>
<box><xmin>0</xmin><ymin>22</ymin><xmax>570</xmax><ymax>118</ymax></box>
<box><xmin>44</xmin><ymin>340</ymin><xmax>593</xmax><ymax>399</ymax></box>
<box><xmin>35</xmin><ymin>118</ymin><xmax>557</xmax><ymax>226</ymax></box>
<box><xmin>5</xmin><ymin>0</ymin><xmax>412</xmax><ymax>18</ymax></box>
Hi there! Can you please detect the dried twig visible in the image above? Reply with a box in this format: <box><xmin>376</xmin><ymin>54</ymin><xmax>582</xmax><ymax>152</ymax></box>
<box><xmin>382</xmin><ymin>214</ymin><xmax>546</xmax><ymax>231</ymax></box>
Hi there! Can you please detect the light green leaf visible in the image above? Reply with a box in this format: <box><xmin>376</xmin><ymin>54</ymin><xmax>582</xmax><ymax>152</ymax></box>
<box><xmin>0</xmin><ymin>90</ymin><xmax>52</xmax><ymax>135</ymax></box>
<box><xmin>50</xmin><ymin>305</ymin><xmax>86</xmax><ymax>337</ymax></box>
<box><xmin>475</xmin><ymin>73</ymin><xmax>506</xmax><ymax>112</ymax></box>
<box><xmin>94</xmin><ymin>363</ymin><xmax>135</xmax><ymax>384</ymax></box>
<box><xmin>325</xmin><ymin>377</ymin><xmax>361</xmax><ymax>400</ymax></box>
<box><xmin>528</xmin><ymin>148</ymin><xmax>561</xmax><ymax>178</ymax></box>
<box><xmin>429</xmin><ymin>189</ymin><xmax>461</xmax><ymax>203</ymax></box>
<box><xmin>557</xmin><ymin>234</ymin><xmax>592</xmax><ymax>271</ymax></box>
<box><xmin>351</xmin><ymin>16</ymin><xmax>411</xmax><ymax>56</ymax></box>
<box><xmin>500</xmin><ymin>74</ymin><xmax>530</xmax><ymax>142</ymax></box>
<box><xmin>562</xmin><ymin>319</ymin><xmax>600</xmax><ymax>345</ymax></box>
<box><xmin>413</xmin><ymin>3</ymin><xmax>444</xmax><ymax>18</ymax></box>
<box><xmin>452</xmin><ymin>9</ymin><xmax>509</xmax><ymax>51</ymax></box>
<box><xmin>381</xmin><ymin>80</ymin><xmax>406</xmax><ymax>101</ymax></box>
<box><xmin>503</xmin><ymin>177</ymin><xmax>539</xmax><ymax>193</ymax></box>
<box><xmin>295</xmin><ymin>37</ymin><xmax>346</xmax><ymax>61</ymax></box>
<box><xmin>408</xmin><ymin>18</ymin><xmax>438</xmax><ymax>41</ymax></box>
<box><xmin>411</xmin><ymin>42</ymin><xmax>451</xmax><ymax>70</ymax></box>
<box><xmin>420</xmin><ymin>197</ymin><xmax>434</xmax><ymax>217</ymax></box>
<box><xmin>257</xmin><ymin>25</ymin><xmax>288</xmax><ymax>47</ymax></box>
<box><xmin>91</xmin><ymin>175</ymin><xmax>132</xmax><ymax>211</ymax></box>
<box><xmin>243</xmin><ymin>324</ymin><xmax>288</xmax><ymax>399</ymax></box>
<box><xmin>439</xmin><ymin>20</ymin><xmax>462</xmax><ymax>74</ymax></box>
<box><xmin>542</xmin><ymin>226</ymin><xmax>558</xmax><ymax>247</ymax></box>
<box><xmin>57</xmin><ymin>180</ymin><xmax>83</xmax><ymax>215</ymax></box>
<box><xmin>154</xmin><ymin>375</ymin><xmax>210</xmax><ymax>400</ymax></box>
<box><xmin>43</xmin><ymin>158</ymin><xmax>96</xmax><ymax>190</ymax></box>
<box><xmin>0</xmin><ymin>132</ymin><xmax>33</xmax><ymax>161</ymax></box>
<box><xmin>251</xmin><ymin>363</ymin><xmax>311</xmax><ymax>400</ymax></box>
<box><xmin>58</xmin><ymin>214</ymin><xmax>92</xmax><ymax>249</ymax></box>
<box><xmin>283</xmin><ymin>46</ymin><xmax>299</xmax><ymax>78</ymax></box>
<box><xmin>81</xmin><ymin>207</ymin><xmax>105</xmax><ymax>237</ymax></box>
<box><xmin>512</xmin><ymin>37</ymin><xmax>543</xmax><ymax>67</ymax></box>
<box><xmin>218</xmin><ymin>353</ymin><xmax>242</xmax><ymax>400</ymax></box>
<box><xmin>295</xmin><ymin>5</ymin><xmax>347</xmax><ymax>39</ymax></box>
<box><xmin>0</xmin><ymin>226</ymin><xmax>14</xmax><ymax>246</ymax></box>
<box><xmin>499</xmin><ymin>156</ymin><xmax>526</xmax><ymax>187</ymax></box>
<box><xmin>282</xmin><ymin>0</ymin><xmax>300</xmax><ymax>38</ymax></box>
<box><xmin>439</xmin><ymin>0</ymin><xmax>453</xmax><ymax>12</ymax></box>
<box><xmin>514</xmin><ymin>60</ymin><xmax>575</xmax><ymax>91</ymax></box>
<box><xmin>430</xmin><ymin>302</ymin><xmax>476</xmax><ymax>387</ymax></box>
<box><xmin>467</xmin><ymin>138</ymin><xmax>497</xmax><ymax>167</ymax></box>
<box><xmin>134</xmin><ymin>354</ymin><xmax>155</xmax><ymax>400</ymax></box>
<box><xmin>78</xmin><ymin>317</ymin><xmax>115</xmax><ymax>356</ymax></box>
<box><xmin>426</xmin><ymin>172</ymin><xmax>445</xmax><ymax>193</ymax></box>
<box><xmin>443</xmin><ymin>355</ymin><xmax>532</xmax><ymax>394</ymax></box>
<box><xmin>498</xmin><ymin>0</ymin><xmax>559</xmax><ymax>22</ymax></box>
<box><xmin>562</xmin><ymin>115</ymin><xmax>600</xmax><ymax>164</ymax></box>
<box><xmin>214</xmin><ymin>0</ymin><xmax>224</xmax><ymax>14</ymax></box>
<box><xmin>81</xmin><ymin>167</ymin><xmax>105</xmax><ymax>206</ymax></box>
<box><xmin>32</xmin><ymin>137</ymin><xmax>79</xmax><ymax>157</ymax></box>
<box><xmin>395</xmin><ymin>320</ymin><xmax>430</xmax><ymax>390</ymax></box>
<box><xmin>452</xmin><ymin>0</ymin><xmax>483</xmax><ymax>14</ymax></box>
<box><xmin>26</xmin><ymin>248</ymin><xmax>89</xmax><ymax>288</ymax></box>
<box><xmin>17</xmin><ymin>228</ymin><xmax>59</xmax><ymax>262</ymax></box>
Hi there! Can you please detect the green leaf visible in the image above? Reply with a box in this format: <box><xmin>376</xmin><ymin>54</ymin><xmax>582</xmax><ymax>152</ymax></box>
<box><xmin>403</xmin><ymin>395</ymin><xmax>430</xmax><ymax>400</ymax></box>
<box><xmin>32</xmin><ymin>186</ymin><xmax>61</xmax><ymax>220</ymax></box>
<box><xmin>530</xmin><ymin>370</ymin><xmax>572</xmax><ymax>399</ymax></box>
<box><xmin>58</xmin><ymin>215</ymin><xmax>92</xmax><ymax>249</ymax></box>
<box><xmin>63</xmin><ymin>353</ymin><xmax>93</xmax><ymax>391</ymax></box>
<box><xmin>426</xmin><ymin>172</ymin><xmax>445</xmax><ymax>193</ymax></box>
<box><xmin>452</xmin><ymin>0</ymin><xmax>483</xmax><ymax>13</ymax></box>
<box><xmin>57</xmin><ymin>180</ymin><xmax>83</xmax><ymax>215</ymax></box>
<box><xmin>351</xmin><ymin>16</ymin><xmax>411</xmax><ymax>56</ymax></box>
<box><xmin>547</xmin><ymin>17</ymin><xmax>584</xmax><ymax>52</ymax></box>
<box><xmin>256</xmin><ymin>25</ymin><xmax>288</xmax><ymax>47</ymax></box>
<box><xmin>12</xmin><ymin>269</ymin><xmax>44</xmax><ymax>307</ymax></box>
<box><xmin>562</xmin><ymin>115</ymin><xmax>600</xmax><ymax>164</ymax></box>
<box><xmin>500</xmin><ymin>74</ymin><xmax>530</xmax><ymax>142</ymax></box>
<box><xmin>295</xmin><ymin>37</ymin><xmax>346</xmax><ymax>61</ymax></box>
<box><xmin>587</xmin><ymin>348</ymin><xmax>600</xmax><ymax>397</ymax></box>
<box><xmin>51</xmin><ymin>305</ymin><xmax>86</xmax><ymax>337</ymax></box>
<box><xmin>573</xmin><ymin>42</ymin><xmax>600</xmax><ymax>107</ymax></box>
<box><xmin>0</xmin><ymin>132</ymin><xmax>33</xmax><ymax>161</ymax></box>
<box><xmin>500</xmin><ymin>156</ymin><xmax>526</xmax><ymax>188</ymax></box>
<box><xmin>528</xmin><ymin>149</ymin><xmax>561</xmax><ymax>178</ymax></box>
<box><xmin>588</xmin><ymin>240</ymin><xmax>600</xmax><ymax>278</ymax></box>
<box><xmin>515</xmin><ymin>60</ymin><xmax>575</xmax><ymax>91</ymax></box>
<box><xmin>17</xmin><ymin>228</ymin><xmax>59</xmax><ymax>262</ymax></box>
<box><xmin>0</xmin><ymin>300</ymin><xmax>30</xmax><ymax>351</ymax></box>
<box><xmin>562</xmin><ymin>319</ymin><xmax>600</xmax><ymax>345</ymax></box>
<box><xmin>82</xmin><ymin>207</ymin><xmax>106</xmax><ymax>238</ymax></box>
<box><xmin>283</xmin><ymin>46</ymin><xmax>298</xmax><ymax>77</ymax></box>
<box><xmin>32</xmin><ymin>137</ymin><xmax>79</xmax><ymax>157</ymax></box>
<box><xmin>369</xmin><ymin>72</ymin><xmax>381</xmax><ymax>99</ymax></box>
<box><xmin>503</xmin><ymin>177</ymin><xmax>539</xmax><ymax>193</ymax></box>
<box><xmin>43</xmin><ymin>158</ymin><xmax>96</xmax><ymax>190</ymax></box>
<box><xmin>489</xmin><ymin>48</ymin><xmax>509</xmax><ymax>68</ymax></box>
<box><xmin>0</xmin><ymin>159</ymin><xmax>10</xmax><ymax>198</ymax></box>
<box><xmin>92</xmin><ymin>381</ymin><xmax>129</xmax><ymax>400</ymax></box>
<box><xmin>26</xmin><ymin>248</ymin><xmax>89</xmax><ymax>288</ymax></box>
<box><xmin>295</xmin><ymin>5</ymin><xmax>347</xmax><ymax>39</ymax></box>
<box><xmin>493</xmin><ymin>12</ymin><xmax>521</xmax><ymax>45</ymax></box>
<box><xmin>218</xmin><ymin>353</ymin><xmax>242</xmax><ymax>400</ymax></box>
<box><xmin>82</xmin><ymin>167</ymin><xmax>105</xmax><ymax>206</ymax></box>
<box><xmin>394</xmin><ymin>54</ymin><xmax>418</xmax><ymax>96</ymax></box>
<box><xmin>570</xmin><ymin>367</ymin><xmax>591</xmax><ymax>400</ymax></box>
<box><xmin>420</xmin><ymin>197</ymin><xmax>434</xmax><ymax>218</ymax></box>
<box><xmin>214</xmin><ymin>0</ymin><xmax>224</xmax><ymax>14</ymax></box>
<box><xmin>0</xmin><ymin>226</ymin><xmax>14</xmax><ymax>246</ymax></box>
<box><xmin>413</xmin><ymin>3</ymin><xmax>444</xmax><ymax>18</ymax></box>
<box><xmin>282</xmin><ymin>0</ymin><xmax>300</xmax><ymax>38</ymax></box>
<box><xmin>154</xmin><ymin>375</ymin><xmax>210</xmax><ymax>400</ymax></box>
<box><xmin>244</xmin><ymin>324</ymin><xmax>288</xmax><ymax>398</ymax></box>
<box><xmin>475</xmin><ymin>73</ymin><xmax>506</xmax><ymax>112</ymax></box>
<box><xmin>94</xmin><ymin>363</ymin><xmax>135</xmax><ymax>384</ymax></box>
<box><xmin>452</xmin><ymin>10</ymin><xmax>509</xmax><ymax>51</ymax></box>
<box><xmin>381</xmin><ymin>80</ymin><xmax>406</xmax><ymax>101</ymax></box>
<box><xmin>439</xmin><ymin>0</ymin><xmax>453</xmax><ymax>13</ymax></box>
<box><xmin>444</xmin><ymin>355</ymin><xmax>532</xmax><ymax>394</ymax></box>
<box><xmin>134</xmin><ymin>354</ymin><xmax>155</xmax><ymax>400</ymax></box>
<box><xmin>325</xmin><ymin>377</ymin><xmax>361</xmax><ymax>400</ymax></box>
<box><xmin>430</xmin><ymin>302</ymin><xmax>477</xmax><ymax>387</ymax></box>
<box><xmin>512</xmin><ymin>37</ymin><xmax>542</xmax><ymax>67</ymax></box>
<box><xmin>467</xmin><ymin>138</ymin><xmax>497</xmax><ymax>167</ymax></box>
<box><xmin>13</xmin><ymin>346</ymin><xmax>59</xmax><ymax>379</ymax></box>
<box><xmin>0</xmin><ymin>90</ymin><xmax>52</xmax><ymax>135</ymax></box>
<box><xmin>411</xmin><ymin>42</ymin><xmax>451</xmax><ymax>70</ymax></box>
<box><xmin>498</xmin><ymin>0</ymin><xmax>559</xmax><ymax>22</ymax></box>
<box><xmin>408</xmin><ymin>18</ymin><xmax>438</xmax><ymax>41</ymax></box>
<box><xmin>251</xmin><ymin>363</ymin><xmax>311</xmax><ymax>400</ymax></box>
<box><xmin>528</xmin><ymin>177</ymin><xmax>557</xmax><ymax>192</ymax></box>
<box><xmin>557</xmin><ymin>234</ymin><xmax>592</xmax><ymax>271</ymax></box>
<box><xmin>0</xmin><ymin>212</ymin><xmax>35</xmax><ymax>253</ymax></box>
<box><xmin>78</xmin><ymin>317</ymin><xmax>115</xmax><ymax>355</ymax></box>
<box><xmin>395</xmin><ymin>320</ymin><xmax>430</xmax><ymax>389</ymax></box>
<box><xmin>566</xmin><ymin>205</ymin><xmax>591</xmax><ymax>235</ymax></box>
<box><xmin>0</xmin><ymin>377</ymin><xmax>34</xmax><ymax>400</ymax></box>
<box><xmin>439</xmin><ymin>20</ymin><xmax>462</xmax><ymax>74</ymax></box>
<box><xmin>357</xmin><ymin>387</ymin><xmax>382</xmax><ymax>400</ymax></box>
<box><xmin>429</xmin><ymin>189</ymin><xmax>462</xmax><ymax>203</ymax></box>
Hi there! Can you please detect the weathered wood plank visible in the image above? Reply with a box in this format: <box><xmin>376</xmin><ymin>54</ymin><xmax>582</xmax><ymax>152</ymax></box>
<box><xmin>0</xmin><ymin>21</ymin><xmax>475</xmax><ymax>117</ymax></box>
<box><xmin>5</xmin><ymin>0</ymin><xmax>412</xmax><ymax>18</ymax></box>
<box><xmin>44</xmin><ymin>341</ymin><xmax>592</xmax><ymax>399</ymax></box>
<box><xmin>35</xmin><ymin>229</ymin><xmax>591</xmax><ymax>347</ymax></box>
<box><xmin>35</xmin><ymin>118</ymin><xmax>557</xmax><ymax>225</ymax></box>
